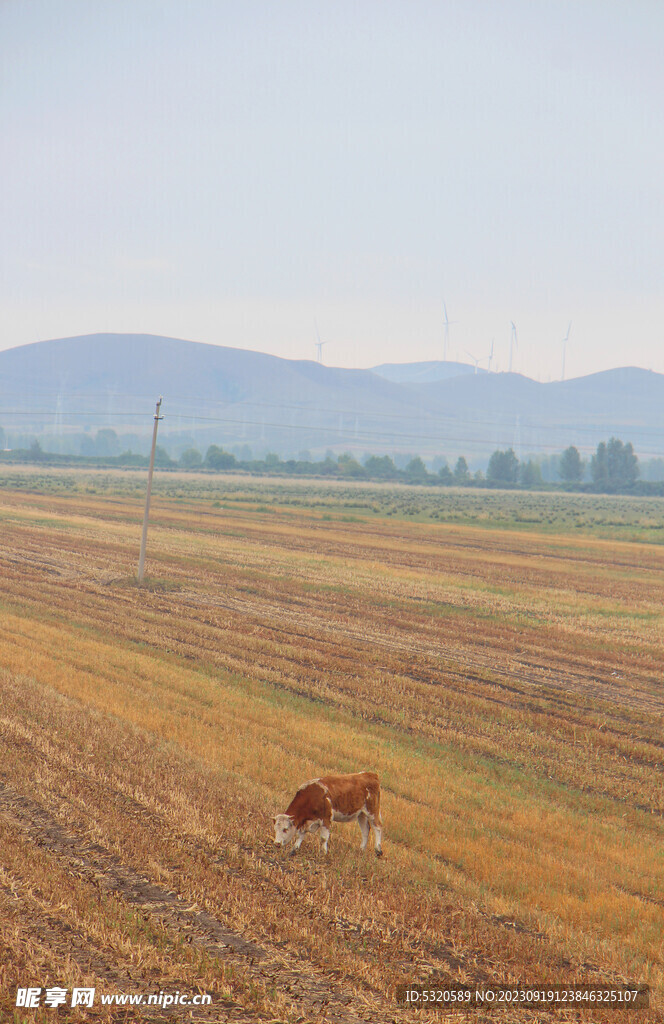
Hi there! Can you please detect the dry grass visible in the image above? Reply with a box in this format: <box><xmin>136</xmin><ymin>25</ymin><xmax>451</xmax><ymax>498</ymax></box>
<box><xmin>0</xmin><ymin>469</ymin><xmax>662</xmax><ymax>1022</ymax></box>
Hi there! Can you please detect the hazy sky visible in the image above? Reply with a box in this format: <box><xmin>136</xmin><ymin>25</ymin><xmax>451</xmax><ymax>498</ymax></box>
<box><xmin>2</xmin><ymin>0</ymin><xmax>663</xmax><ymax>379</ymax></box>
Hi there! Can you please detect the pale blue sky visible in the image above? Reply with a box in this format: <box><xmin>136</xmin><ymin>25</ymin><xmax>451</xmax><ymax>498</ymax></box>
<box><xmin>2</xmin><ymin>0</ymin><xmax>663</xmax><ymax>379</ymax></box>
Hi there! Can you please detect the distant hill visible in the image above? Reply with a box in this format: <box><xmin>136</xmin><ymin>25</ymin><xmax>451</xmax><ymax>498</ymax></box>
<box><xmin>0</xmin><ymin>334</ymin><xmax>662</xmax><ymax>462</ymax></box>
<box><xmin>404</xmin><ymin>366</ymin><xmax>664</xmax><ymax>461</ymax></box>
<box><xmin>0</xmin><ymin>333</ymin><xmax>411</xmax><ymax>412</ymax></box>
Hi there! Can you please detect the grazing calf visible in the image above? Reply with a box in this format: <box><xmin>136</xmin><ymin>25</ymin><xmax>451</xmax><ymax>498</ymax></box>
<box><xmin>273</xmin><ymin>771</ymin><xmax>383</xmax><ymax>856</ymax></box>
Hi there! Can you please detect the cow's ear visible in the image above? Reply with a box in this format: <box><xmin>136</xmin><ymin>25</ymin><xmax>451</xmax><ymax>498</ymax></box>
<box><xmin>272</xmin><ymin>815</ymin><xmax>277</xmax><ymax>823</ymax></box>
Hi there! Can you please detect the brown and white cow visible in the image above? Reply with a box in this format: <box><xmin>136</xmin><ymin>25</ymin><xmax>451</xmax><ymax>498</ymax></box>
<box><xmin>273</xmin><ymin>771</ymin><xmax>383</xmax><ymax>856</ymax></box>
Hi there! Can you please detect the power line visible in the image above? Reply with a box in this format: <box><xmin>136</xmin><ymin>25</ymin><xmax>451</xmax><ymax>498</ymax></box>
<box><xmin>4</xmin><ymin>413</ymin><xmax>663</xmax><ymax>450</ymax></box>
<box><xmin>0</xmin><ymin>410</ymin><xmax>155</xmax><ymax>418</ymax></box>
<box><xmin>4</xmin><ymin>385</ymin><xmax>664</xmax><ymax>431</ymax></box>
<box><xmin>3</xmin><ymin>402</ymin><xmax>664</xmax><ymax>443</ymax></box>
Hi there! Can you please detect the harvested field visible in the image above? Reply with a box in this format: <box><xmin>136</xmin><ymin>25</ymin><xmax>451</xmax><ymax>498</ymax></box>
<box><xmin>0</xmin><ymin>469</ymin><xmax>662</xmax><ymax>1022</ymax></box>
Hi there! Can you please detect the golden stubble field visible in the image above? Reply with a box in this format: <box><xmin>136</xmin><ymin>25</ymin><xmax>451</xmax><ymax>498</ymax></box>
<box><xmin>0</xmin><ymin>468</ymin><xmax>662</xmax><ymax>1022</ymax></box>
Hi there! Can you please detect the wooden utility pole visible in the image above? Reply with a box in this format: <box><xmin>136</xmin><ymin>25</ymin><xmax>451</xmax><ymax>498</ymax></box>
<box><xmin>137</xmin><ymin>397</ymin><xmax>163</xmax><ymax>583</ymax></box>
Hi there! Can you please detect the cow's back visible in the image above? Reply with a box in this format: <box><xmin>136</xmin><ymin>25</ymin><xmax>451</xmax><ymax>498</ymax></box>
<box><xmin>317</xmin><ymin>771</ymin><xmax>380</xmax><ymax>816</ymax></box>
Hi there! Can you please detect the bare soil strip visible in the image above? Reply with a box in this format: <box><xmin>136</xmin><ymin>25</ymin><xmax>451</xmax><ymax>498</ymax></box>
<box><xmin>176</xmin><ymin>588</ymin><xmax>664</xmax><ymax>716</ymax></box>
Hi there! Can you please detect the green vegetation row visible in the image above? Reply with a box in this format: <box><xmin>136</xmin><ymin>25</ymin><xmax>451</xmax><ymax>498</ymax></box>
<box><xmin>1</xmin><ymin>469</ymin><xmax>663</xmax><ymax>542</ymax></box>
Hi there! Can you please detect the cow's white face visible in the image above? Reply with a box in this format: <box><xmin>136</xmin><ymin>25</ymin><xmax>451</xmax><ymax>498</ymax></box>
<box><xmin>273</xmin><ymin>813</ymin><xmax>297</xmax><ymax>847</ymax></box>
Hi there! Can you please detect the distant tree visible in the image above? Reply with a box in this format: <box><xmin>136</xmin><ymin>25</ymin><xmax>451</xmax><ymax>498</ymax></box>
<box><xmin>559</xmin><ymin>445</ymin><xmax>584</xmax><ymax>483</ymax></box>
<box><xmin>179</xmin><ymin>447</ymin><xmax>202</xmax><ymax>468</ymax></box>
<box><xmin>405</xmin><ymin>456</ymin><xmax>428</xmax><ymax>482</ymax></box>
<box><xmin>453</xmin><ymin>456</ymin><xmax>470</xmax><ymax>484</ymax></box>
<box><xmin>205</xmin><ymin>445</ymin><xmax>236</xmax><ymax>470</ymax></box>
<box><xmin>607</xmin><ymin>437</ymin><xmax>638</xmax><ymax>487</ymax></box>
<box><xmin>538</xmin><ymin>453</ymin><xmax>561</xmax><ymax>483</ymax></box>
<box><xmin>29</xmin><ymin>438</ymin><xmax>44</xmax><ymax>460</ymax></box>
<box><xmin>487</xmin><ymin>448</ymin><xmax>519</xmax><ymax>485</ymax></box>
<box><xmin>337</xmin><ymin>452</ymin><xmax>366</xmax><ymax>477</ymax></box>
<box><xmin>265</xmin><ymin>452</ymin><xmax>280</xmax><ymax>467</ymax></box>
<box><xmin>95</xmin><ymin>428</ymin><xmax>120</xmax><ymax>456</ymax></box>
<box><xmin>590</xmin><ymin>442</ymin><xmax>609</xmax><ymax>488</ymax></box>
<box><xmin>520</xmin><ymin>459</ymin><xmax>543</xmax><ymax>487</ymax></box>
<box><xmin>438</xmin><ymin>464</ymin><xmax>453</xmax><ymax>484</ymax></box>
<box><xmin>364</xmin><ymin>454</ymin><xmax>397</xmax><ymax>479</ymax></box>
<box><xmin>154</xmin><ymin>444</ymin><xmax>174</xmax><ymax>467</ymax></box>
<box><xmin>591</xmin><ymin>437</ymin><xmax>638</xmax><ymax>490</ymax></box>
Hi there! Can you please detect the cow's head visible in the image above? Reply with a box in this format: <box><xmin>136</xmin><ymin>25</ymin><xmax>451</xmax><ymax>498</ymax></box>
<box><xmin>273</xmin><ymin>813</ymin><xmax>297</xmax><ymax>847</ymax></box>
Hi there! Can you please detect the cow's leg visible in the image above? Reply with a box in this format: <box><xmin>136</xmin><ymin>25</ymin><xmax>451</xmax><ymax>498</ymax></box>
<box><xmin>320</xmin><ymin>794</ymin><xmax>333</xmax><ymax>854</ymax></box>
<box><xmin>358</xmin><ymin>812</ymin><xmax>371</xmax><ymax>850</ymax></box>
<box><xmin>289</xmin><ymin>830</ymin><xmax>306</xmax><ymax>856</ymax></box>
<box><xmin>369</xmin><ymin>815</ymin><xmax>383</xmax><ymax>857</ymax></box>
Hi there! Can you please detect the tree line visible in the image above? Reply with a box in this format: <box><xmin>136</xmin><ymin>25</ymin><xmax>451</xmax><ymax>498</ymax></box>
<box><xmin>0</xmin><ymin>434</ymin><xmax>654</xmax><ymax>494</ymax></box>
<box><xmin>174</xmin><ymin>437</ymin><xmax>645</xmax><ymax>493</ymax></box>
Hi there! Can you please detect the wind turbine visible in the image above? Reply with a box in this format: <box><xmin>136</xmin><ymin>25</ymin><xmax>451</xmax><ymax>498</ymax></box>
<box><xmin>487</xmin><ymin>339</ymin><xmax>495</xmax><ymax>373</ymax></box>
<box><xmin>509</xmin><ymin>321</ymin><xmax>518</xmax><ymax>373</ymax></box>
<box><xmin>561</xmin><ymin>321</ymin><xmax>572</xmax><ymax>381</ymax></box>
<box><xmin>465</xmin><ymin>350</ymin><xmax>480</xmax><ymax>374</ymax></box>
<box><xmin>442</xmin><ymin>302</ymin><xmax>457</xmax><ymax>361</ymax></box>
<box><xmin>314</xmin><ymin>321</ymin><xmax>327</xmax><ymax>364</ymax></box>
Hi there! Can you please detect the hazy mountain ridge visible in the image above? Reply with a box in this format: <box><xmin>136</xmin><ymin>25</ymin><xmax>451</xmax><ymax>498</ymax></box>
<box><xmin>0</xmin><ymin>334</ymin><xmax>417</xmax><ymax>414</ymax></box>
<box><xmin>1</xmin><ymin>334</ymin><xmax>662</xmax><ymax>460</ymax></box>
